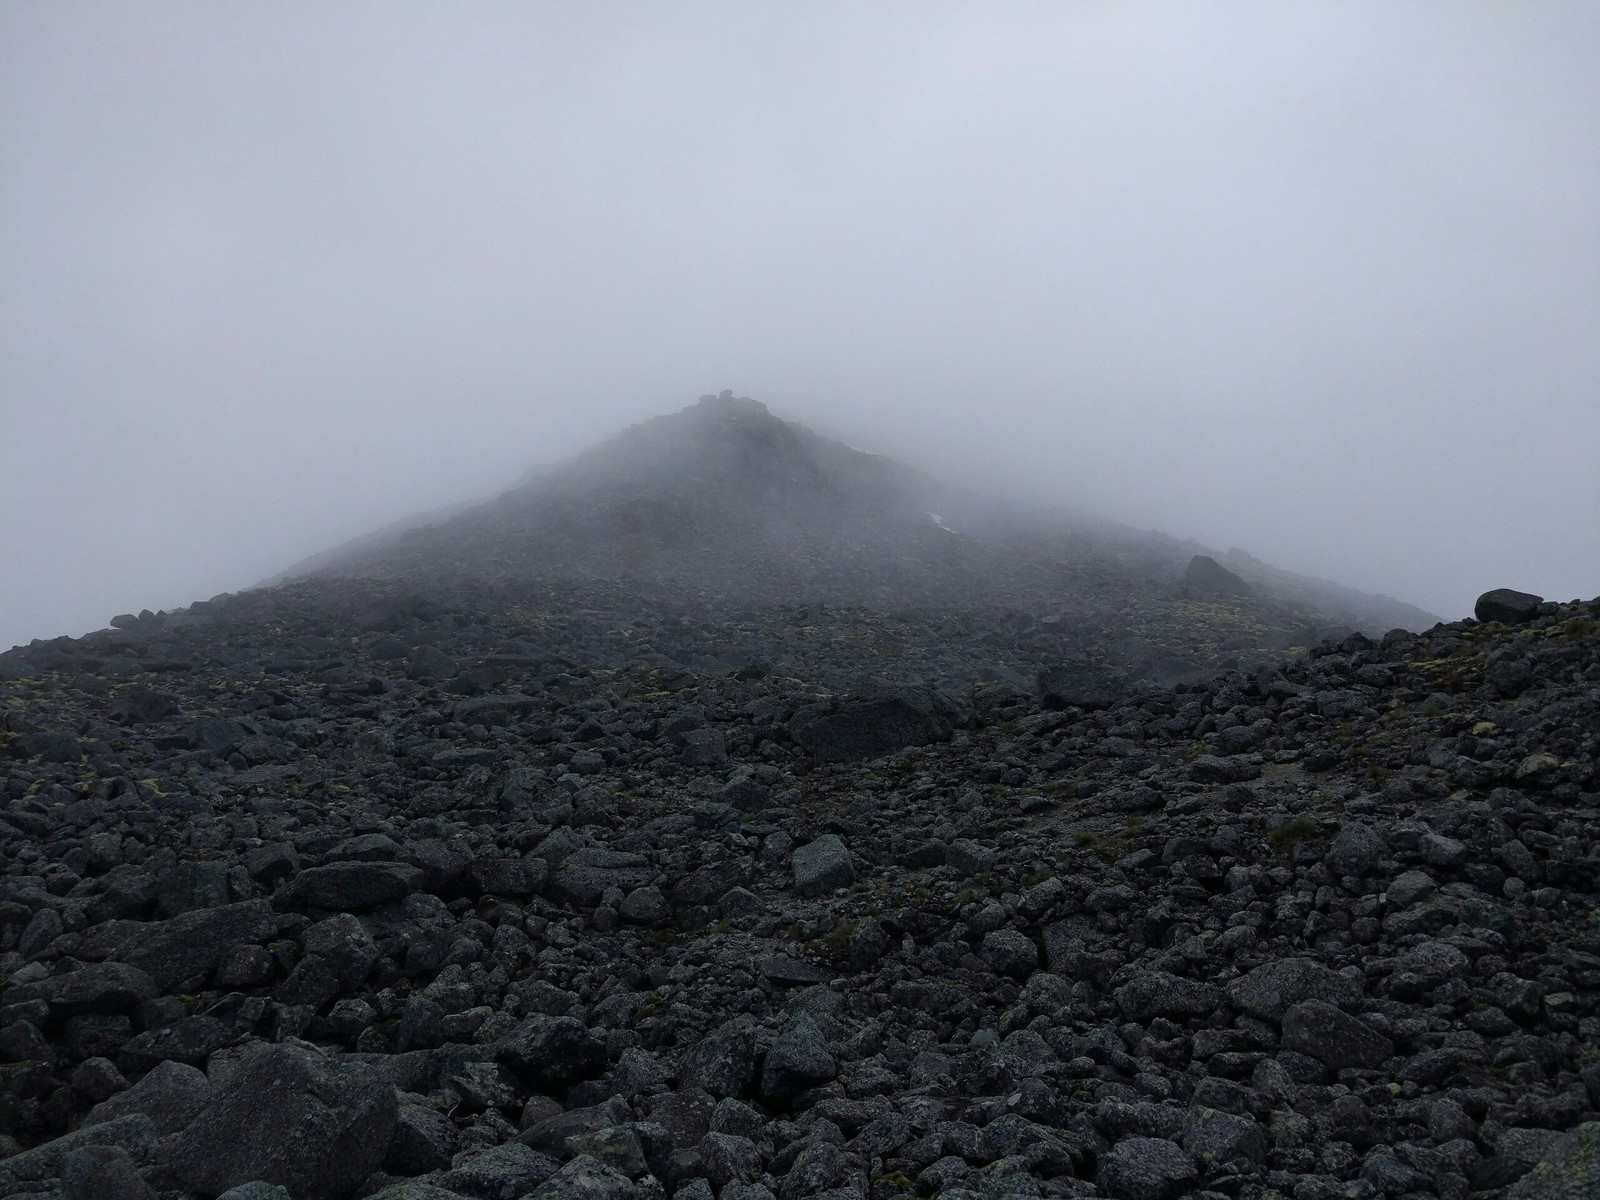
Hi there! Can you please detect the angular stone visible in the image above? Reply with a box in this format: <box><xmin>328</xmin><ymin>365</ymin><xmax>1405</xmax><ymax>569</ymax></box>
<box><xmin>791</xmin><ymin>834</ymin><xmax>855</xmax><ymax>897</ymax></box>
<box><xmin>1114</xmin><ymin>971</ymin><xmax>1222</xmax><ymax>1022</ymax></box>
<box><xmin>1509</xmin><ymin>1122</ymin><xmax>1600</xmax><ymax>1200</ymax></box>
<box><xmin>679</xmin><ymin>1022</ymin><xmax>758</xmax><ymax>1099</ymax></box>
<box><xmin>471</xmin><ymin>856</ymin><xmax>548</xmax><ymax>897</ymax></box>
<box><xmin>106</xmin><ymin>685</ymin><xmax>181</xmax><ymax>724</ymax></box>
<box><xmin>119</xmin><ymin>1014</ymin><xmax>233</xmax><ymax>1073</ymax></box>
<box><xmin>437</xmin><ymin>1142</ymin><xmax>562</xmax><ymax>1198</ymax></box>
<box><xmin>302</xmin><ymin>912</ymin><xmax>380</xmax><ymax>989</ymax></box>
<box><xmin>0</xmin><ymin>1115</ymin><xmax>157</xmax><ymax>1190</ymax></box>
<box><xmin>85</xmin><ymin>1060</ymin><xmax>210</xmax><ymax>1135</ymax></box>
<box><xmin>678</xmin><ymin>727</ymin><xmax>728</xmax><ymax>766</ymax></box>
<box><xmin>1227</xmin><ymin>958</ymin><xmax>1359</xmax><ymax>1022</ymax></box>
<box><xmin>946</xmin><ymin>838</ymin><xmax>996</xmax><ymax>877</ymax></box>
<box><xmin>618</xmin><ymin>886</ymin><xmax>669</xmax><ymax>926</ymax></box>
<box><xmin>1188</xmin><ymin>755</ymin><xmax>1261</xmax><ymax>784</ymax></box>
<box><xmin>498</xmin><ymin>1015</ymin><xmax>608</xmax><ymax>1087</ymax></box>
<box><xmin>1419</xmin><ymin>832</ymin><xmax>1469</xmax><ymax>869</ymax></box>
<box><xmin>1392</xmin><ymin>939</ymin><xmax>1469</xmax><ymax>993</ymax></box>
<box><xmin>1182</xmin><ymin>1107</ymin><xmax>1267</xmax><ymax>1166</ymax></box>
<box><xmin>1281</xmin><ymin>1001</ymin><xmax>1393</xmax><ymax>1070</ymax></box>
<box><xmin>759</xmin><ymin>1014</ymin><xmax>837</xmax><ymax>1103</ymax></box>
<box><xmin>1180</xmin><ymin>555</ymin><xmax>1252</xmax><ymax>600</ymax></box>
<box><xmin>163</xmin><ymin>1043</ymin><xmax>397</xmax><ymax>1200</ymax></box>
<box><xmin>62</xmin><ymin>1144</ymin><xmax>157</xmax><ymax>1200</ymax></box>
<box><xmin>526</xmin><ymin>1154</ymin><xmax>636</xmax><ymax>1199</ymax></box>
<box><xmin>698</xmin><ymin>1131</ymin><xmax>763</xmax><ymax>1187</ymax></box>
<box><xmin>1325</xmin><ymin>822</ymin><xmax>1385</xmax><ymax>878</ymax></box>
<box><xmin>383</xmin><ymin>1101</ymin><xmax>456</xmax><ymax>1175</ymax></box>
<box><xmin>1386</xmin><ymin>869</ymin><xmax>1436</xmax><ymax>909</ymax></box>
<box><xmin>1098</xmin><ymin>1136</ymin><xmax>1198</xmax><ymax>1200</ymax></box>
<box><xmin>980</xmin><ymin>929</ymin><xmax>1039</xmax><ymax>979</ymax></box>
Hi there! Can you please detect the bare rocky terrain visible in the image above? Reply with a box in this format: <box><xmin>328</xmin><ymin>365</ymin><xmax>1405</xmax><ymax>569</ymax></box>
<box><xmin>1</xmin><ymin>396</ymin><xmax>1595</xmax><ymax>1200</ymax></box>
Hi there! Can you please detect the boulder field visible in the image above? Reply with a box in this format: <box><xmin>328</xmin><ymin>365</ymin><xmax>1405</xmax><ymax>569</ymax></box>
<box><xmin>1</xmin><ymin>579</ymin><xmax>1595</xmax><ymax>1199</ymax></box>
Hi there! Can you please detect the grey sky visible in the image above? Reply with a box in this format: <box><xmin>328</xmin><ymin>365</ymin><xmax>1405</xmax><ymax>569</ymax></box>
<box><xmin>3</xmin><ymin>2</ymin><xmax>1597</xmax><ymax>650</ymax></box>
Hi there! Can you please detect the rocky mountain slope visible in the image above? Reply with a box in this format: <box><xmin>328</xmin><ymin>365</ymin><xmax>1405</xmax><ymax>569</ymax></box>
<box><xmin>1</xmin><ymin>397</ymin><xmax>1595</xmax><ymax>1200</ymax></box>
<box><xmin>277</xmin><ymin>394</ymin><xmax>1438</xmax><ymax>676</ymax></box>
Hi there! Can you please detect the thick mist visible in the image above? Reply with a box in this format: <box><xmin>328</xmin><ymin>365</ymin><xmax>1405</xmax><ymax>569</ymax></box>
<box><xmin>3</xmin><ymin>3</ymin><xmax>1597</xmax><ymax>651</ymax></box>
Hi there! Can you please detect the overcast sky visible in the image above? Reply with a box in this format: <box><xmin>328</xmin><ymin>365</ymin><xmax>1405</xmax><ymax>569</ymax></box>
<box><xmin>3</xmin><ymin>2</ymin><xmax>1597</xmax><ymax>649</ymax></box>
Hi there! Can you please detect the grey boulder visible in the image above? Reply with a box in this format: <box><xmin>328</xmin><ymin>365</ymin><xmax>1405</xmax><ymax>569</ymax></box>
<box><xmin>2</xmin><ymin>962</ymin><xmax>158</xmax><ymax>1015</ymax></box>
<box><xmin>498</xmin><ymin>1014</ymin><xmax>608</xmax><ymax>1087</ymax></box>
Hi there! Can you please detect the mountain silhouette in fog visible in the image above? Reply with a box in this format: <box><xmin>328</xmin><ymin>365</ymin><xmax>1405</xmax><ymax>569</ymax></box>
<box><xmin>271</xmin><ymin>391</ymin><xmax>1436</xmax><ymax>685</ymax></box>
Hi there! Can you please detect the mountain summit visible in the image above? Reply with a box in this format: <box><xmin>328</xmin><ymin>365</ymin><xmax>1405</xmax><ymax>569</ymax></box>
<box><xmin>283</xmin><ymin>392</ymin><xmax>1436</xmax><ymax>685</ymax></box>
<box><xmin>297</xmin><ymin>390</ymin><xmax>988</xmax><ymax>597</ymax></box>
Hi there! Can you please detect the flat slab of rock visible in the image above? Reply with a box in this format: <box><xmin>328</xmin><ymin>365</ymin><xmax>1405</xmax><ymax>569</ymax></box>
<box><xmin>2</xmin><ymin>961</ymin><xmax>157</xmax><ymax>1015</ymax></box>
<box><xmin>550</xmin><ymin>859</ymin><xmax>651</xmax><ymax>907</ymax></box>
<box><xmin>790</xmin><ymin>686</ymin><xmax>964</xmax><ymax>762</ymax></box>
<box><xmin>758</xmin><ymin>955</ymin><xmax>835</xmax><ymax>986</ymax></box>
<box><xmin>1114</xmin><ymin>971</ymin><xmax>1222</xmax><ymax>1022</ymax></box>
<box><xmin>453</xmin><ymin>694</ymin><xmax>541</xmax><ymax>726</ymax></box>
<box><xmin>1282</xmin><ymin>1000</ymin><xmax>1393</xmax><ymax>1070</ymax></box>
<box><xmin>281</xmin><ymin>862</ymin><xmax>423</xmax><ymax>911</ymax></box>
<box><xmin>75</xmin><ymin>901</ymin><xmax>281</xmax><ymax>991</ymax></box>
<box><xmin>1227</xmin><ymin>957</ymin><xmax>1359</xmax><ymax>1022</ymax></box>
